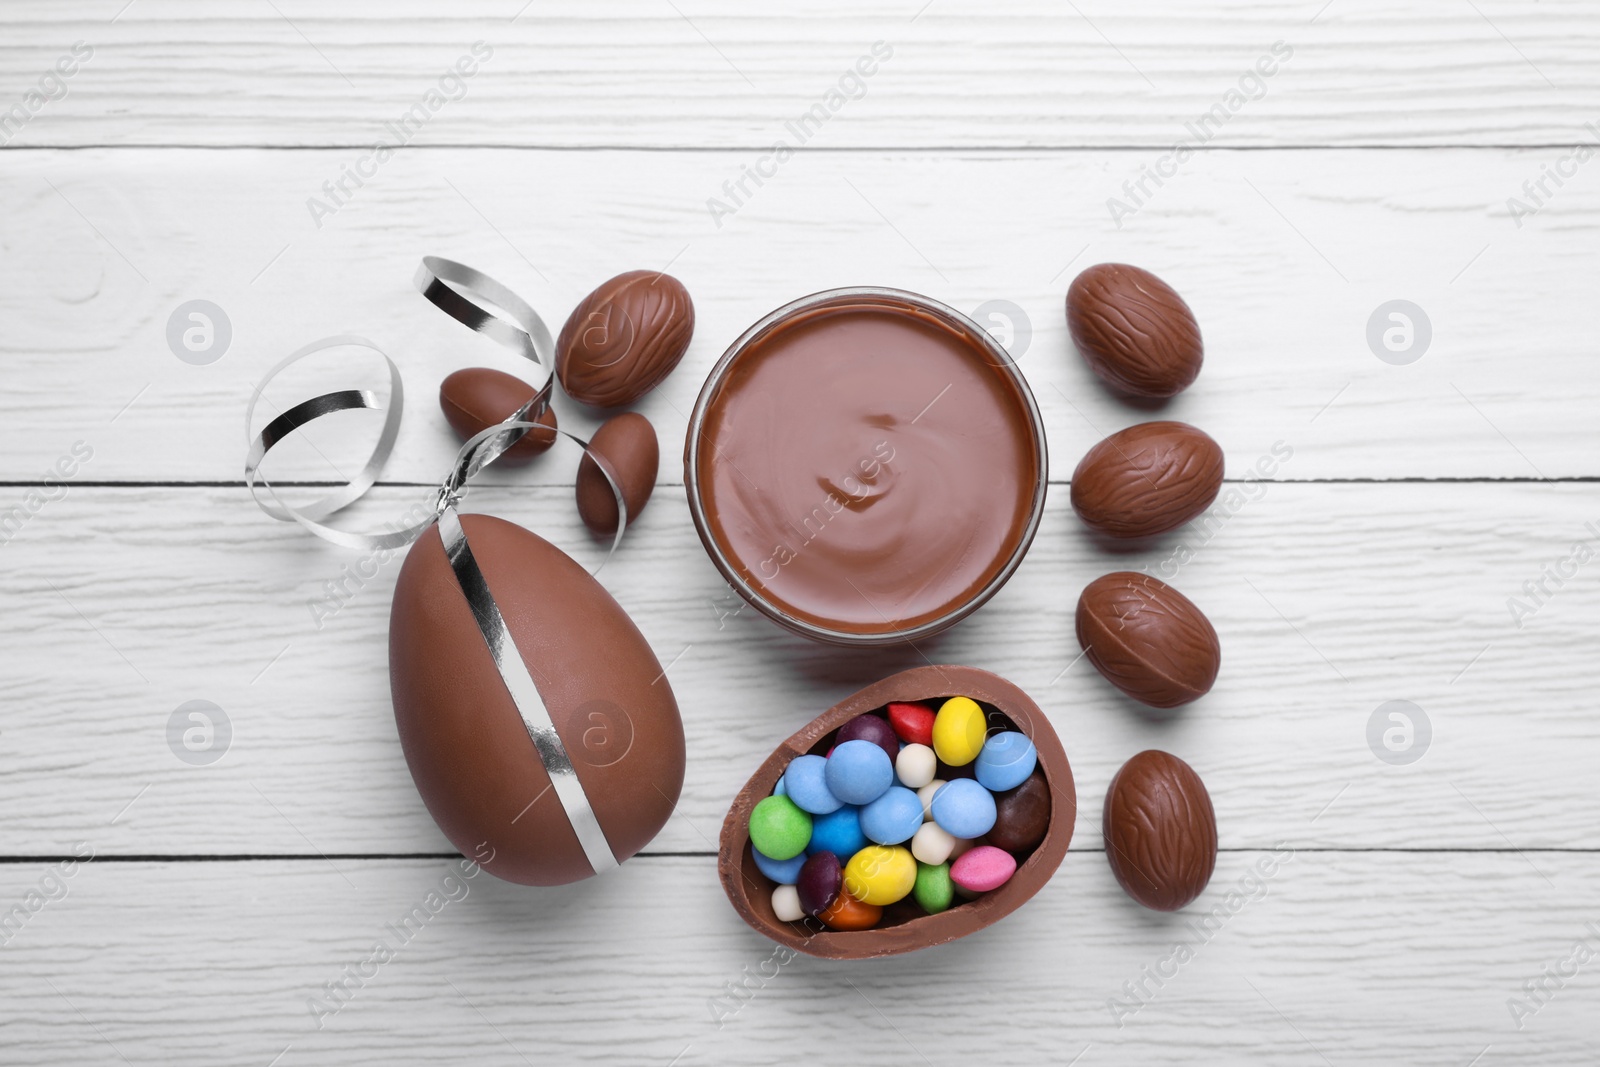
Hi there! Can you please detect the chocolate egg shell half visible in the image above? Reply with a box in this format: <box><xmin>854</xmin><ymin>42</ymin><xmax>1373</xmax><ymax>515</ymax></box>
<box><xmin>719</xmin><ymin>665</ymin><xmax>1075</xmax><ymax>959</ymax></box>
<box><xmin>557</xmin><ymin>270</ymin><xmax>695</xmax><ymax>408</ymax></box>
<box><xmin>390</xmin><ymin>513</ymin><xmax>685</xmax><ymax>885</ymax></box>
<box><xmin>439</xmin><ymin>367</ymin><xmax>557</xmax><ymax>465</ymax></box>
<box><xmin>1103</xmin><ymin>750</ymin><xmax>1217</xmax><ymax>911</ymax></box>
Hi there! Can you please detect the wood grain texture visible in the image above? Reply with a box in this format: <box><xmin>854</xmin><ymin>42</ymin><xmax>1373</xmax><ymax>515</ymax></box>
<box><xmin>0</xmin><ymin>1</ymin><xmax>1597</xmax><ymax>148</ymax></box>
<box><xmin>1</xmin><ymin>853</ymin><xmax>1596</xmax><ymax>1065</ymax></box>
<box><xmin>1</xmin><ymin>146</ymin><xmax>1597</xmax><ymax>482</ymax></box>
<box><xmin>2</xmin><ymin>482</ymin><xmax>1596</xmax><ymax>855</ymax></box>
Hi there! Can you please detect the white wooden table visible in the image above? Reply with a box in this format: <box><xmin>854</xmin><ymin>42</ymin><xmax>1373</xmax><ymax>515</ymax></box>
<box><xmin>3</xmin><ymin>2</ymin><xmax>1598</xmax><ymax>1063</ymax></box>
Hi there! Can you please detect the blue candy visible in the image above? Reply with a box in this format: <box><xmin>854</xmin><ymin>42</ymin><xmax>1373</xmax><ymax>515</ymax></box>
<box><xmin>859</xmin><ymin>786</ymin><xmax>923</xmax><ymax>845</ymax></box>
<box><xmin>783</xmin><ymin>754</ymin><xmax>843</xmax><ymax>814</ymax></box>
<box><xmin>824</xmin><ymin>740</ymin><xmax>894</xmax><ymax>805</ymax></box>
<box><xmin>975</xmin><ymin>731</ymin><xmax>1038</xmax><ymax>793</ymax></box>
<box><xmin>752</xmin><ymin>846</ymin><xmax>806</xmax><ymax>884</ymax></box>
<box><xmin>930</xmin><ymin>778</ymin><xmax>997</xmax><ymax>839</ymax></box>
<box><xmin>808</xmin><ymin>806</ymin><xmax>867</xmax><ymax>858</ymax></box>
<box><xmin>773</xmin><ymin>774</ymin><xmax>787</xmax><ymax>796</ymax></box>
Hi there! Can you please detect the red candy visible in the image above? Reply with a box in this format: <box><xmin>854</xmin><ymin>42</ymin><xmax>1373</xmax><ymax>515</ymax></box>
<box><xmin>888</xmin><ymin>702</ymin><xmax>935</xmax><ymax>747</ymax></box>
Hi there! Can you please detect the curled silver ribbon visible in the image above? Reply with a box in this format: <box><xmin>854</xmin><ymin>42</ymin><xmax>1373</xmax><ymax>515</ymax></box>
<box><xmin>245</xmin><ymin>257</ymin><xmax>630</xmax><ymax>875</ymax></box>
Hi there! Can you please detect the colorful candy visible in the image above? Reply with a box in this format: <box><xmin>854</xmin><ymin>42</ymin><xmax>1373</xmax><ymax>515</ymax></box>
<box><xmin>913</xmin><ymin>860</ymin><xmax>954</xmax><ymax>914</ymax></box>
<box><xmin>753</xmin><ymin>699</ymin><xmax>1047</xmax><ymax>934</ymax></box>
<box><xmin>796</xmin><ymin>851</ymin><xmax>842</xmax><ymax>917</ymax></box>
<box><xmin>950</xmin><ymin>846</ymin><xmax>1017</xmax><ymax>893</ymax></box>
<box><xmin>752</xmin><ymin>847</ymin><xmax>807</xmax><ymax>884</ymax></box>
<box><xmin>783</xmin><ymin>754</ymin><xmax>844</xmax><ymax>814</ymax></box>
<box><xmin>917</xmin><ymin>779</ymin><xmax>947</xmax><ymax>821</ymax></box>
<box><xmin>860</xmin><ymin>786</ymin><xmax>924</xmax><ymax>845</ymax></box>
<box><xmin>819</xmin><ymin>889</ymin><xmax>882</xmax><ymax>931</ymax></box>
<box><xmin>808</xmin><ymin>805</ymin><xmax>867</xmax><ymax>858</ymax></box>
<box><xmin>835</xmin><ymin>714</ymin><xmax>900</xmax><ymax>763</ymax></box>
<box><xmin>748</xmin><ymin>794</ymin><xmax>812</xmax><ymax>860</ymax></box>
<box><xmin>843</xmin><ymin>845</ymin><xmax>917</xmax><ymax>906</ymax></box>
<box><xmin>894</xmin><ymin>743</ymin><xmax>937</xmax><ymax>789</ymax></box>
<box><xmin>910</xmin><ymin>821</ymin><xmax>957</xmax><ymax>865</ymax></box>
<box><xmin>990</xmin><ymin>771</ymin><xmax>1050</xmax><ymax>853</ymax></box>
<box><xmin>772</xmin><ymin>883</ymin><xmax>805</xmax><ymax>923</ymax></box>
<box><xmin>930</xmin><ymin>778</ymin><xmax>997</xmax><ymax>839</ymax></box>
<box><xmin>824</xmin><ymin>739</ymin><xmax>894</xmax><ymax>805</ymax></box>
<box><xmin>931</xmin><ymin>696</ymin><xmax>987</xmax><ymax>766</ymax></box>
<box><xmin>975</xmin><ymin>731</ymin><xmax>1037</xmax><ymax>792</ymax></box>
<box><xmin>887</xmin><ymin>701</ymin><xmax>936</xmax><ymax>747</ymax></box>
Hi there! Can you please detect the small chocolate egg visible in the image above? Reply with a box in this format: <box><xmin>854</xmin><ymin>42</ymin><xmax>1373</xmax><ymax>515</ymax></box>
<box><xmin>1103</xmin><ymin>750</ymin><xmax>1217</xmax><ymax>911</ymax></box>
<box><xmin>576</xmin><ymin>412</ymin><xmax>658</xmax><ymax>537</ymax></box>
<box><xmin>1067</xmin><ymin>263</ymin><xmax>1203</xmax><ymax>399</ymax></box>
<box><xmin>557</xmin><ymin>270</ymin><xmax>695</xmax><ymax>408</ymax></box>
<box><xmin>389</xmin><ymin>512</ymin><xmax>685</xmax><ymax>885</ymax></box>
<box><xmin>438</xmin><ymin>367</ymin><xmax>557</xmax><ymax>465</ymax></box>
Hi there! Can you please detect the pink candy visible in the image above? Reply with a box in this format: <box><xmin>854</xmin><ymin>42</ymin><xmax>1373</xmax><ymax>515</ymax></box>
<box><xmin>949</xmin><ymin>845</ymin><xmax>1017</xmax><ymax>893</ymax></box>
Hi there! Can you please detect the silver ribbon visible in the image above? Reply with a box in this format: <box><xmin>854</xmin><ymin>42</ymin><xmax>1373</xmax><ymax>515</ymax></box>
<box><xmin>245</xmin><ymin>258</ymin><xmax>629</xmax><ymax>875</ymax></box>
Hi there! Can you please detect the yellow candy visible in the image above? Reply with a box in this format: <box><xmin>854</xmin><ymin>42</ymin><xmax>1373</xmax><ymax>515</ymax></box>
<box><xmin>843</xmin><ymin>845</ymin><xmax>917</xmax><ymax>906</ymax></box>
<box><xmin>932</xmin><ymin>696</ymin><xmax>986</xmax><ymax>766</ymax></box>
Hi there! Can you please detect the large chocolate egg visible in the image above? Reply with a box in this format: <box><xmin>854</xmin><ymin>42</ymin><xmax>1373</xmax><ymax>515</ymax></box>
<box><xmin>390</xmin><ymin>512</ymin><xmax>685</xmax><ymax>885</ymax></box>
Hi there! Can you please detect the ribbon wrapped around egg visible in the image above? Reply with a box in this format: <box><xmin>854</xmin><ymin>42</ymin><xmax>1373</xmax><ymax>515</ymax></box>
<box><xmin>245</xmin><ymin>257</ymin><xmax>685</xmax><ymax>886</ymax></box>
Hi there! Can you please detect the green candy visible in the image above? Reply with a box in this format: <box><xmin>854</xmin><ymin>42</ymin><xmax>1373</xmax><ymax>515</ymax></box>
<box><xmin>913</xmin><ymin>860</ymin><xmax>954</xmax><ymax>914</ymax></box>
<box><xmin>749</xmin><ymin>795</ymin><xmax>812</xmax><ymax>860</ymax></box>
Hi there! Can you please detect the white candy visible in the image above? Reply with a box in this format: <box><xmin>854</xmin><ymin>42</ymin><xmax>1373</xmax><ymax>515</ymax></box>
<box><xmin>917</xmin><ymin>779</ymin><xmax>947</xmax><ymax>821</ymax></box>
<box><xmin>947</xmin><ymin>835</ymin><xmax>977</xmax><ymax>861</ymax></box>
<box><xmin>771</xmin><ymin>883</ymin><xmax>804</xmax><ymax>923</ymax></box>
<box><xmin>895</xmin><ymin>743</ymin><xmax>937</xmax><ymax>789</ymax></box>
<box><xmin>911</xmin><ymin>821</ymin><xmax>955</xmax><ymax>865</ymax></box>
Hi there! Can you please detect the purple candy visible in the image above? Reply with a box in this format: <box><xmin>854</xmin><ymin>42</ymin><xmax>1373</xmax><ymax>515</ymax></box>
<box><xmin>835</xmin><ymin>714</ymin><xmax>899</xmax><ymax>764</ymax></box>
<box><xmin>797</xmin><ymin>851</ymin><xmax>843</xmax><ymax>917</ymax></box>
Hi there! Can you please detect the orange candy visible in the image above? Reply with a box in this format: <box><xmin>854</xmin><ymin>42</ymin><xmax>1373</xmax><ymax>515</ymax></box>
<box><xmin>818</xmin><ymin>889</ymin><xmax>883</xmax><ymax>931</ymax></box>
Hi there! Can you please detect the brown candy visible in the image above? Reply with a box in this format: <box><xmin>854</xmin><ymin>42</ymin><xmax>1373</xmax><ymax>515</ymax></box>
<box><xmin>989</xmin><ymin>771</ymin><xmax>1051</xmax><ymax>854</ymax></box>
<box><xmin>389</xmin><ymin>513</ymin><xmax>685</xmax><ymax>885</ymax></box>
<box><xmin>1070</xmin><ymin>421</ymin><xmax>1223</xmax><ymax>539</ymax></box>
<box><xmin>1076</xmin><ymin>571</ymin><xmax>1220</xmax><ymax>709</ymax></box>
<box><xmin>1103</xmin><ymin>750</ymin><xmax>1217</xmax><ymax>911</ymax></box>
<box><xmin>1066</xmin><ymin>263</ymin><xmax>1203</xmax><ymax>398</ymax></box>
<box><xmin>557</xmin><ymin>271</ymin><xmax>694</xmax><ymax>408</ymax></box>
<box><xmin>720</xmin><ymin>665</ymin><xmax>1075</xmax><ymax>960</ymax></box>
<box><xmin>439</xmin><ymin>367</ymin><xmax>557</xmax><ymax>464</ymax></box>
<box><xmin>576</xmin><ymin>412</ymin><xmax>658</xmax><ymax>537</ymax></box>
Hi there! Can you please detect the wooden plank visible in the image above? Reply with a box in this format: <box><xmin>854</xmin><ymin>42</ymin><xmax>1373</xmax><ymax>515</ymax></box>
<box><xmin>0</xmin><ymin>852</ymin><xmax>1595</xmax><ymax>1064</ymax></box>
<box><xmin>1</xmin><ymin>1</ymin><xmax>1597</xmax><ymax>148</ymax></box>
<box><xmin>2</xmin><ymin>146</ymin><xmax>1597</xmax><ymax>482</ymax></box>
<box><xmin>2</xmin><ymin>482</ymin><xmax>1596</xmax><ymax>855</ymax></box>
